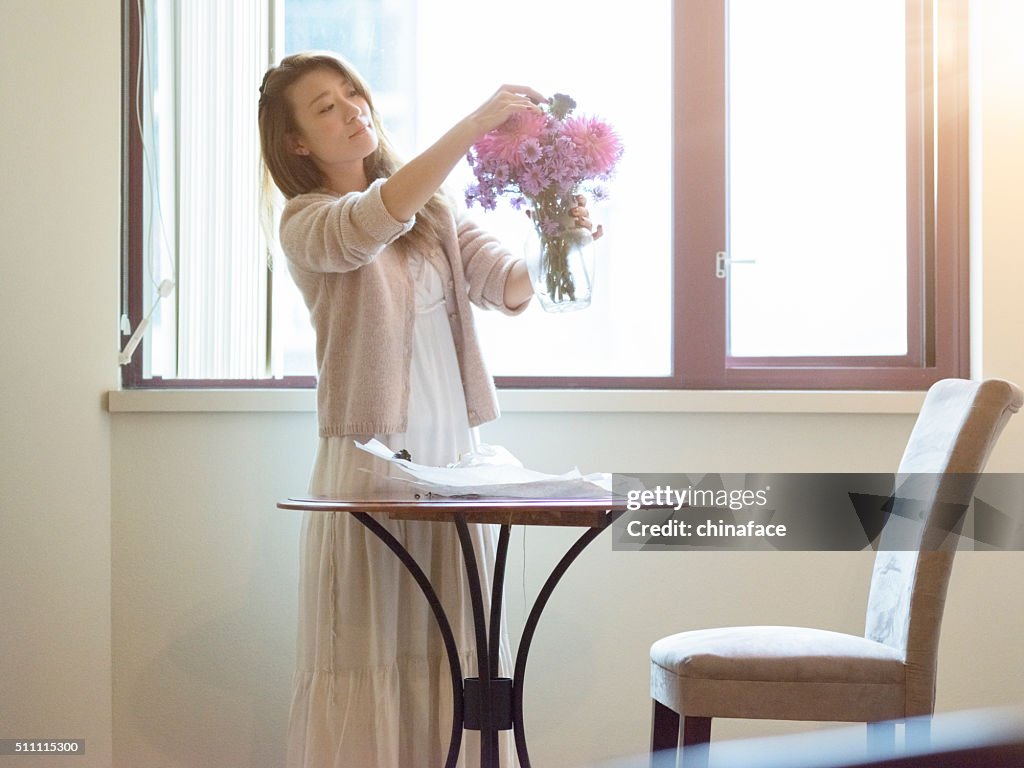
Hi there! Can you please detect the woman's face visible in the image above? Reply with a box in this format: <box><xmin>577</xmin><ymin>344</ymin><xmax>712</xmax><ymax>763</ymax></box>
<box><xmin>286</xmin><ymin>67</ymin><xmax>378</xmax><ymax>179</ymax></box>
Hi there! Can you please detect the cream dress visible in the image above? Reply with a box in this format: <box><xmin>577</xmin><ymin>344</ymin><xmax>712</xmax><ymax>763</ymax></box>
<box><xmin>287</xmin><ymin>252</ymin><xmax>516</xmax><ymax>768</ymax></box>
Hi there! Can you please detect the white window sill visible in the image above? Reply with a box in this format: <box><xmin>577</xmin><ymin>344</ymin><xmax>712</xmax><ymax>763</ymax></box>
<box><xmin>106</xmin><ymin>388</ymin><xmax>925</xmax><ymax>415</ymax></box>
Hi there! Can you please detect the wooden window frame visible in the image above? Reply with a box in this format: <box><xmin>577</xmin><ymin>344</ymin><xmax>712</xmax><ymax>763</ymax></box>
<box><xmin>121</xmin><ymin>0</ymin><xmax>968</xmax><ymax>391</ymax></box>
<box><xmin>666</xmin><ymin>0</ymin><xmax>969</xmax><ymax>391</ymax></box>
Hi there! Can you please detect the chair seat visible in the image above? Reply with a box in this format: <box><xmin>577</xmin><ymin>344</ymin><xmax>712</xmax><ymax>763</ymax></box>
<box><xmin>651</xmin><ymin>626</ymin><xmax>908</xmax><ymax>722</ymax></box>
<box><xmin>652</xmin><ymin>626</ymin><xmax>905</xmax><ymax>683</ymax></box>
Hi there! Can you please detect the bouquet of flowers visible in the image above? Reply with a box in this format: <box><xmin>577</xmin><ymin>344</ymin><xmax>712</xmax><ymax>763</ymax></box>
<box><xmin>465</xmin><ymin>93</ymin><xmax>622</xmax><ymax>310</ymax></box>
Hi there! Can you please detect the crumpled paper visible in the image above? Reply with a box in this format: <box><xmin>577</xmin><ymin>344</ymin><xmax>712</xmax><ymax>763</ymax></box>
<box><xmin>355</xmin><ymin>439</ymin><xmax>614</xmax><ymax>498</ymax></box>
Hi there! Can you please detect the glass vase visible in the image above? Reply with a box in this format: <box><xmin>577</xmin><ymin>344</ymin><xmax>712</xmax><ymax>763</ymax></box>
<box><xmin>525</xmin><ymin>198</ymin><xmax>596</xmax><ymax>313</ymax></box>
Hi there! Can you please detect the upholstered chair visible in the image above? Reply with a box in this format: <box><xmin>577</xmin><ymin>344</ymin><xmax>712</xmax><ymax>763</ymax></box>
<box><xmin>649</xmin><ymin>378</ymin><xmax>1023</xmax><ymax>766</ymax></box>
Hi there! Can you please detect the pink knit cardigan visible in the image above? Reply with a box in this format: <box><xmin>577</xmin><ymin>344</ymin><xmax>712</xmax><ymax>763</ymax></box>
<box><xmin>280</xmin><ymin>178</ymin><xmax>527</xmax><ymax>437</ymax></box>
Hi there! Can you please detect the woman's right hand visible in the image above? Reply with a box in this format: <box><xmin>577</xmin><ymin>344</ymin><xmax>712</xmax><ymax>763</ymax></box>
<box><xmin>465</xmin><ymin>85</ymin><xmax>547</xmax><ymax>136</ymax></box>
<box><xmin>380</xmin><ymin>86</ymin><xmax>546</xmax><ymax>223</ymax></box>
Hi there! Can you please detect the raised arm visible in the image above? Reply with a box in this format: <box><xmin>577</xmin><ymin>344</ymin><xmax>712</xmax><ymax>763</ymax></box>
<box><xmin>379</xmin><ymin>85</ymin><xmax>546</xmax><ymax>222</ymax></box>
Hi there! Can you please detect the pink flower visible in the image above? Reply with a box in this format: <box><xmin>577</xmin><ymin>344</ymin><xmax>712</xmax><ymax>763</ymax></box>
<box><xmin>472</xmin><ymin>111</ymin><xmax>547</xmax><ymax>170</ymax></box>
<box><xmin>563</xmin><ymin>115</ymin><xmax>622</xmax><ymax>177</ymax></box>
<box><xmin>464</xmin><ymin>94</ymin><xmax>621</xmax><ymax>214</ymax></box>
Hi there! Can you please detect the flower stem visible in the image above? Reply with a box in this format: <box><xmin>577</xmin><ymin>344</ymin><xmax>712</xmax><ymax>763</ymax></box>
<box><xmin>532</xmin><ymin>191</ymin><xmax>580</xmax><ymax>304</ymax></box>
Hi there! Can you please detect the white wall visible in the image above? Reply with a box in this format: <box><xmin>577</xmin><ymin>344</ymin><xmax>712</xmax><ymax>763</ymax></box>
<box><xmin>0</xmin><ymin>2</ymin><xmax>120</xmax><ymax>767</ymax></box>
<box><xmin>3</xmin><ymin>1</ymin><xmax>1024</xmax><ymax>767</ymax></box>
<box><xmin>110</xmin><ymin>413</ymin><xmax>308</xmax><ymax>766</ymax></box>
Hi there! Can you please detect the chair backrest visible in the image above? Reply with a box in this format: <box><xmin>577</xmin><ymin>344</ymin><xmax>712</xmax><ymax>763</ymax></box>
<box><xmin>864</xmin><ymin>378</ymin><xmax>1022</xmax><ymax>716</ymax></box>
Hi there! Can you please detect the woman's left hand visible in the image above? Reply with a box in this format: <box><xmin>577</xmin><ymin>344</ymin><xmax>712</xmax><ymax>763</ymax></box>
<box><xmin>570</xmin><ymin>194</ymin><xmax>604</xmax><ymax>240</ymax></box>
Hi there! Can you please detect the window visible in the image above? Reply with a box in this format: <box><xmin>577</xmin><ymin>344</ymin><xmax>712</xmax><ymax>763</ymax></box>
<box><xmin>675</xmin><ymin>0</ymin><xmax>969</xmax><ymax>389</ymax></box>
<box><xmin>123</xmin><ymin>0</ymin><xmax>285</xmax><ymax>386</ymax></box>
<box><xmin>121</xmin><ymin>0</ymin><xmax>967</xmax><ymax>390</ymax></box>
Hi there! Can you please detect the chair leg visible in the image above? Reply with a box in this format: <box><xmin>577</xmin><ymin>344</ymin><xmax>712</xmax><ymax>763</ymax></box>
<box><xmin>681</xmin><ymin>716</ymin><xmax>712</xmax><ymax>768</ymax></box>
<box><xmin>867</xmin><ymin>720</ymin><xmax>896</xmax><ymax>757</ymax></box>
<box><xmin>682</xmin><ymin>716</ymin><xmax>712</xmax><ymax>747</ymax></box>
<box><xmin>906</xmin><ymin>716</ymin><xmax>932</xmax><ymax>751</ymax></box>
<box><xmin>651</xmin><ymin>699</ymin><xmax>681</xmax><ymax>752</ymax></box>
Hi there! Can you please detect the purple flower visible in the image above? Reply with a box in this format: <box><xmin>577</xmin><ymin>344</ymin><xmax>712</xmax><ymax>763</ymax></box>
<box><xmin>551</xmin><ymin>135</ymin><xmax>576</xmax><ymax>160</ymax></box>
<box><xmin>478</xmin><ymin>188</ymin><xmax>498</xmax><ymax>211</ymax></box>
<box><xmin>548</xmin><ymin>93</ymin><xmax>577</xmax><ymax>120</ymax></box>
<box><xmin>520</xmin><ymin>166</ymin><xmax>547</xmax><ymax>197</ymax></box>
<box><xmin>519</xmin><ymin>138</ymin><xmax>543</xmax><ymax>165</ymax></box>
<box><xmin>542</xmin><ymin>155</ymin><xmax>576</xmax><ymax>191</ymax></box>
<box><xmin>540</xmin><ymin>219</ymin><xmax>561</xmax><ymax>236</ymax></box>
<box><xmin>492</xmin><ymin>163</ymin><xmax>512</xmax><ymax>186</ymax></box>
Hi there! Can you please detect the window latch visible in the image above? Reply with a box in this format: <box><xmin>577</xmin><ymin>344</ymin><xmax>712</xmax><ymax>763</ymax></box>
<box><xmin>715</xmin><ymin>251</ymin><xmax>757</xmax><ymax>279</ymax></box>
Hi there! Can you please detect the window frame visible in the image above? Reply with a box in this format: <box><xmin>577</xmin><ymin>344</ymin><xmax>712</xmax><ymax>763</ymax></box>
<box><xmin>121</xmin><ymin>0</ymin><xmax>314</xmax><ymax>390</ymax></box>
<box><xmin>665</xmin><ymin>0</ymin><xmax>969</xmax><ymax>391</ymax></box>
<box><xmin>120</xmin><ymin>0</ymin><xmax>968</xmax><ymax>391</ymax></box>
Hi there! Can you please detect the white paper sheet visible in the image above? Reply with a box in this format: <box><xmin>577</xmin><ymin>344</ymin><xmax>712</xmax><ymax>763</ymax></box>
<box><xmin>355</xmin><ymin>439</ymin><xmax>615</xmax><ymax>498</ymax></box>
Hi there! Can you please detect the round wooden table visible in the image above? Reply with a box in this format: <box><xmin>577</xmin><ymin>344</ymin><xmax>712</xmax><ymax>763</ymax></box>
<box><xmin>278</xmin><ymin>495</ymin><xmax>625</xmax><ymax>768</ymax></box>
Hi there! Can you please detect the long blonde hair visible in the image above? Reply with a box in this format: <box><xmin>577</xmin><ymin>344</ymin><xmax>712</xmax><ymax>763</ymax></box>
<box><xmin>258</xmin><ymin>51</ymin><xmax>450</xmax><ymax>254</ymax></box>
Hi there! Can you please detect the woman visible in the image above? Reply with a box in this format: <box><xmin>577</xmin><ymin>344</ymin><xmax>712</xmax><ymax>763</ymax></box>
<box><xmin>259</xmin><ymin>52</ymin><xmax>598</xmax><ymax>767</ymax></box>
